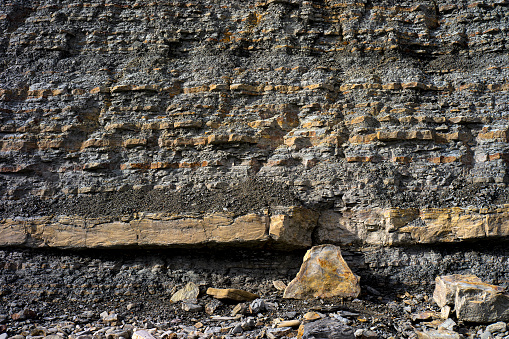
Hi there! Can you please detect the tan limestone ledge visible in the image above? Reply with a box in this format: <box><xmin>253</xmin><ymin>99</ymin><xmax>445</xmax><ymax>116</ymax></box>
<box><xmin>0</xmin><ymin>207</ymin><xmax>318</xmax><ymax>250</ymax></box>
<box><xmin>316</xmin><ymin>207</ymin><xmax>509</xmax><ymax>247</ymax></box>
<box><xmin>2</xmin><ymin>206</ymin><xmax>509</xmax><ymax>249</ymax></box>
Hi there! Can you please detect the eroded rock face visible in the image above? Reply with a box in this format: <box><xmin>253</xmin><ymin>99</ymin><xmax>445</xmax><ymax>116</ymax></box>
<box><xmin>284</xmin><ymin>244</ymin><xmax>360</xmax><ymax>299</ymax></box>
<box><xmin>1</xmin><ymin>1</ymin><xmax>509</xmax><ymax>249</ymax></box>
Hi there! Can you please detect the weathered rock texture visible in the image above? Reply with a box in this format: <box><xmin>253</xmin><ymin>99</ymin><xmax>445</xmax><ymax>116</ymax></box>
<box><xmin>433</xmin><ymin>274</ymin><xmax>509</xmax><ymax>323</ymax></box>
<box><xmin>1</xmin><ymin>0</ymin><xmax>509</xmax><ymax>249</ymax></box>
<box><xmin>284</xmin><ymin>244</ymin><xmax>360</xmax><ymax>299</ymax></box>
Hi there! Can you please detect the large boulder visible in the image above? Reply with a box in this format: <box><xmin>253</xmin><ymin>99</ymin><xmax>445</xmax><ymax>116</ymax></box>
<box><xmin>433</xmin><ymin>275</ymin><xmax>509</xmax><ymax>323</ymax></box>
<box><xmin>283</xmin><ymin>244</ymin><xmax>360</xmax><ymax>299</ymax></box>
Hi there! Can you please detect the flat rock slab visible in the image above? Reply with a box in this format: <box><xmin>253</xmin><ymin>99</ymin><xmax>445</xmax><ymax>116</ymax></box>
<box><xmin>284</xmin><ymin>244</ymin><xmax>360</xmax><ymax>299</ymax></box>
<box><xmin>206</xmin><ymin>288</ymin><xmax>259</xmax><ymax>302</ymax></box>
<box><xmin>297</xmin><ymin>318</ymin><xmax>354</xmax><ymax>339</ymax></box>
<box><xmin>433</xmin><ymin>274</ymin><xmax>509</xmax><ymax>323</ymax></box>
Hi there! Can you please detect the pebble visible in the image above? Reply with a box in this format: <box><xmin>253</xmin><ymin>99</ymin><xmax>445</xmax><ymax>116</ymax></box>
<box><xmin>303</xmin><ymin>311</ymin><xmax>324</xmax><ymax>321</ymax></box>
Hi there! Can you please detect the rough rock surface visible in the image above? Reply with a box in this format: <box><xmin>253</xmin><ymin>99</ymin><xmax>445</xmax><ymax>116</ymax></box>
<box><xmin>170</xmin><ymin>281</ymin><xmax>199</xmax><ymax>303</ymax></box>
<box><xmin>1</xmin><ymin>0</ymin><xmax>509</xmax><ymax>249</ymax></box>
<box><xmin>0</xmin><ymin>248</ymin><xmax>509</xmax><ymax>338</ymax></box>
<box><xmin>298</xmin><ymin>318</ymin><xmax>355</xmax><ymax>339</ymax></box>
<box><xmin>284</xmin><ymin>244</ymin><xmax>360</xmax><ymax>299</ymax></box>
<box><xmin>433</xmin><ymin>274</ymin><xmax>509</xmax><ymax>323</ymax></box>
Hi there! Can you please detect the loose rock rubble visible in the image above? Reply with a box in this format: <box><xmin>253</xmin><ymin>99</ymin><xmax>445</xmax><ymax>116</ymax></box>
<box><xmin>1</xmin><ymin>248</ymin><xmax>509</xmax><ymax>339</ymax></box>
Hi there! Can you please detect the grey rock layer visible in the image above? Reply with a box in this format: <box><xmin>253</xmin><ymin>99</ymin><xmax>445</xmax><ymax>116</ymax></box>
<box><xmin>1</xmin><ymin>0</ymin><xmax>509</xmax><ymax>248</ymax></box>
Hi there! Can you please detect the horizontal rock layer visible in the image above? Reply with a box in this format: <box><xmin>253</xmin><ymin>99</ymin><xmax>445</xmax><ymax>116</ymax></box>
<box><xmin>1</xmin><ymin>0</ymin><xmax>509</xmax><ymax>248</ymax></box>
<box><xmin>1</xmin><ymin>206</ymin><xmax>509</xmax><ymax>249</ymax></box>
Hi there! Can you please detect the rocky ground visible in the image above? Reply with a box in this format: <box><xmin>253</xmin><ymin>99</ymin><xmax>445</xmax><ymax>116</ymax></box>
<box><xmin>1</xmin><ymin>248</ymin><xmax>508</xmax><ymax>339</ymax></box>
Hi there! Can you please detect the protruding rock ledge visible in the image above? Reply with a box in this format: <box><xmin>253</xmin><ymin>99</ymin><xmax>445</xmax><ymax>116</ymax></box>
<box><xmin>2</xmin><ymin>205</ymin><xmax>509</xmax><ymax>249</ymax></box>
<box><xmin>317</xmin><ymin>206</ymin><xmax>509</xmax><ymax>246</ymax></box>
<box><xmin>0</xmin><ymin>206</ymin><xmax>318</xmax><ymax>250</ymax></box>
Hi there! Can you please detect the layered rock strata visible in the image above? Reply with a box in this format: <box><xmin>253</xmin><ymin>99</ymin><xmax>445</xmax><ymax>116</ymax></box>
<box><xmin>1</xmin><ymin>0</ymin><xmax>509</xmax><ymax>248</ymax></box>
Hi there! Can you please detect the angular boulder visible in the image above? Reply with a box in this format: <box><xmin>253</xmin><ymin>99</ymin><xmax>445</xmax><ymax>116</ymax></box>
<box><xmin>433</xmin><ymin>274</ymin><xmax>509</xmax><ymax>323</ymax></box>
<box><xmin>283</xmin><ymin>244</ymin><xmax>360</xmax><ymax>299</ymax></box>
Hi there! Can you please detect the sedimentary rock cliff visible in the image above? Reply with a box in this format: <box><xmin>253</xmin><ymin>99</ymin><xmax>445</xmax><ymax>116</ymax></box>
<box><xmin>1</xmin><ymin>0</ymin><xmax>509</xmax><ymax>249</ymax></box>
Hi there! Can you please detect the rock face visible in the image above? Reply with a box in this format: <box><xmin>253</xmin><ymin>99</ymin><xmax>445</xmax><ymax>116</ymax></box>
<box><xmin>433</xmin><ymin>275</ymin><xmax>509</xmax><ymax>323</ymax></box>
<box><xmin>284</xmin><ymin>244</ymin><xmax>360</xmax><ymax>299</ymax></box>
<box><xmin>1</xmin><ymin>0</ymin><xmax>509</xmax><ymax>249</ymax></box>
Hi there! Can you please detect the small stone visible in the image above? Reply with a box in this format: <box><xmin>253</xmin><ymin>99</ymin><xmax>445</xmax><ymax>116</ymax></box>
<box><xmin>277</xmin><ymin>320</ymin><xmax>300</xmax><ymax>328</ymax></box>
<box><xmin>480</xmin><ymin>331</ymin><xmax>493</xmax><ymax>339</ymax></box>
<box><xmin>412</xmin><ymin>311</ymin><xmax>435</xmax><ymax>322</ymax></box>
<box><xmin>360</xmin><ymin>330</ymin><xmax>378</xmax><ymax>339</ymax></box>
<box><xmin>303</xmin><ymin>311</ymin><xmax>324</xmax><ymax>321</ymax></box>
<box><xmin>206</xmin><ymin>288</ymin><xmax>259</xmax><ymax>302</ymax></box>
<box><xmin>415</xmin><ymin>329</ymin><xmax>462</xmax><ymax>339</ymax></box>
<box><xmin>441</xmin><ymin>306</ymin><xmax>451</xmax><ymax>319</ymax></box>
<box><xmin>231</xmin><ymin>324</ymin><xmax>243</xmax><ymax>334</ymax></box>
<box><xmin>298</xmin><ymin>318</ymin><xmax>354</xmax><ymax>339</ymax></box>
<box><xmin>12</xmin><ymin>309</ymin><xmax>37</xmax><ymax>321</ymax></box>
<box><xmin>267</xmin><ymin>327</ymin><xmax>293</xmax><ymax>339</ymax></box>
<box><xmin>81</xmin><ymin>310</ymin><xmax>95</xmax><ymax>319</ymax></box>
<box><xmin>273</xmin><ymin>281</ymin><xmax>287</xmax><ymax>291</ymax></box>
<box><xmin>232</xmin><ymin>303</ymin><xmax>249</xmax><ymax>316</ymax></box>
<box><xmin>132</xmin><ymin>330</ymin><xmax>157</xmax><ymax>339</ymax></box>
<box><xmin>31</xmin><ymin>328</ymin><xmax>47</xmax><ymax>336</ymax></box>
<box><xmin>241</xmin><ymin>317</ymin><xmax>256</xmax><ymax>330</ymax></box>
<box><xmin>284</xmin><ymin>245</ymin><xmax>360</xmax><ymax>299</ymax></box>
<box><xmin>205</xmin><ymin>299</ymin><xmax>222</xmax><ymax>315</ymax></box>
<box><xmin>106</xmin><ymin>329</ymin><xmax>130</xmax><ymax>339</ymax></box>
<box><xmin>249</xmin><ymin>299</ymin><xmax>266</xmax><ymax>314</ymax></box>
<box><xmin>354</xmin><ymin>329</ymin><xmax>377</xmax><ymax>339</ymax></box>
<box><xmin>486</xmin><ymin>322</ymin><xmax>506</xmax><ymax>333</ymax></box>
<box><xmin>100</xmin><ymin>312</ymin><xmax>118</xmax><ymax>323</ymax></box>
<box><xmin>182</xmin><ymin>301</ymin><xmax>203</xmax><ymax>312</ymax></box>
<box><xmin>438</xmin><ymin>318</ymin><xmax>456</xmax><ymax>331</ymax></box>
<box><xmin>170</xmin><ymin>282</ymin><xmax>200</xmax><ymax>303</ymax></box>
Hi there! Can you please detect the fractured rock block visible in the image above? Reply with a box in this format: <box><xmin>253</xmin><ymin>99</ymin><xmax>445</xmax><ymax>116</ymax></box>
<box><xmin>283</xmin><ymin>244</ymin><xmax>360</xmax><ymax>299</ymax></box>
<box><xmin>433</xmin><ymin>275</ymin><xmax>509</xmax><ymax>323</ymax></box>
